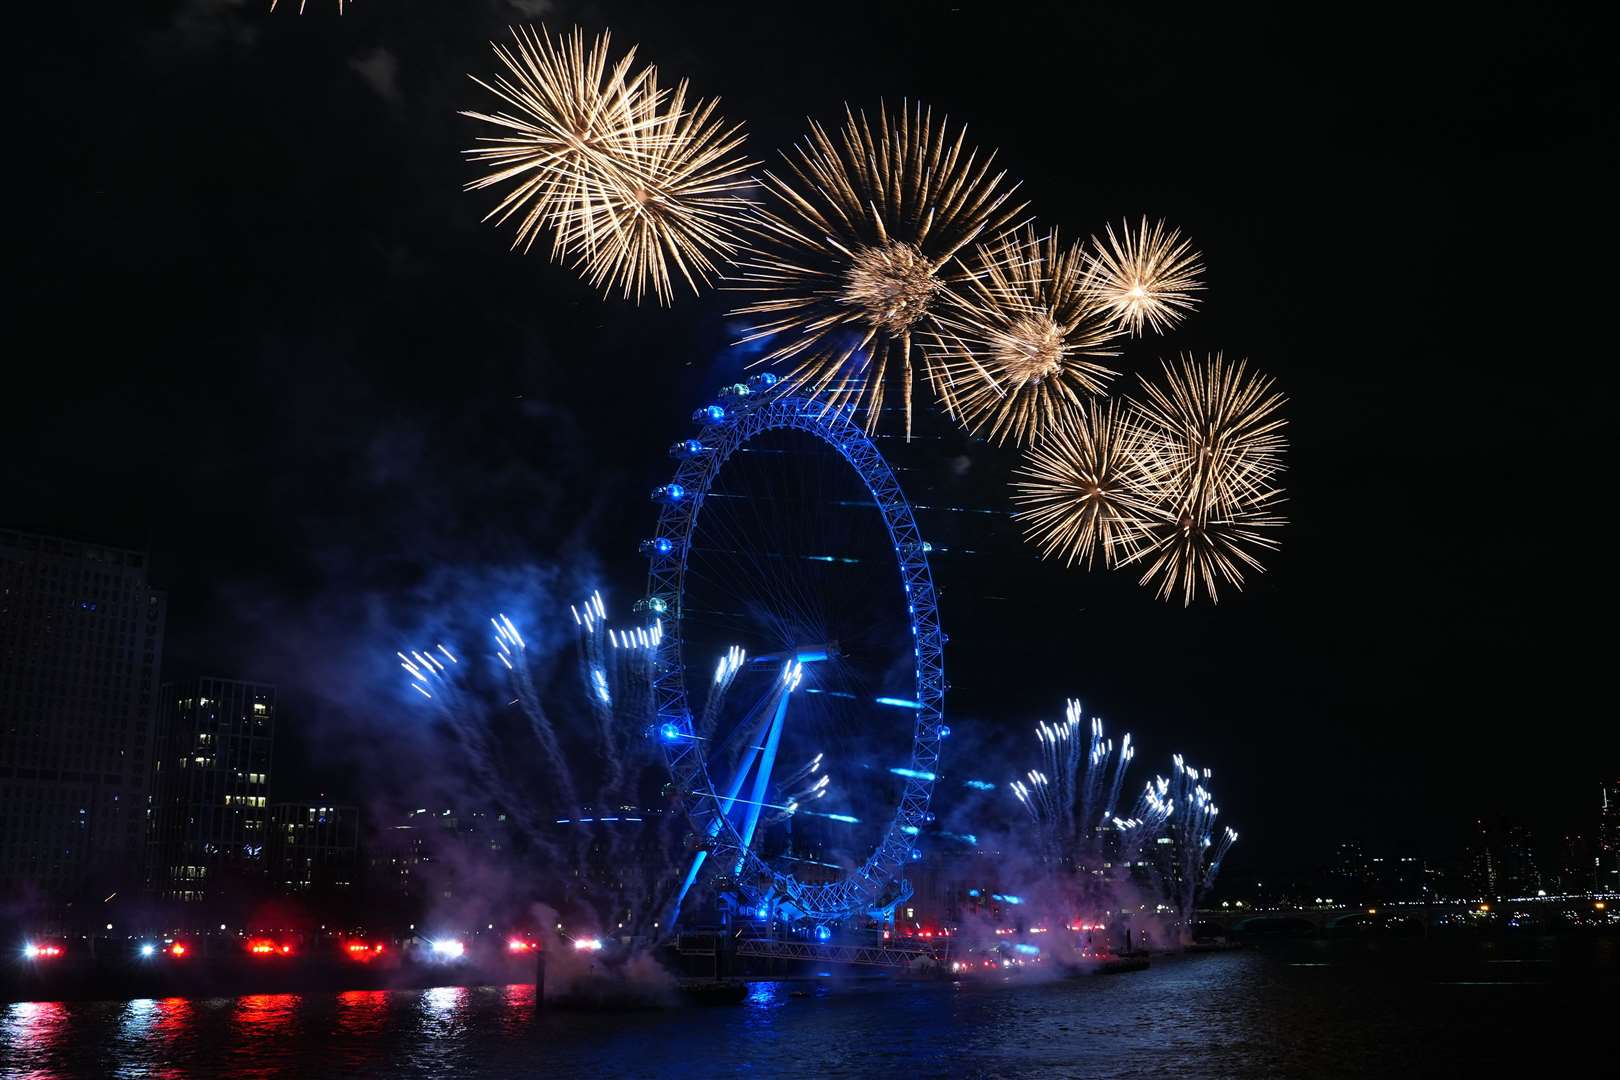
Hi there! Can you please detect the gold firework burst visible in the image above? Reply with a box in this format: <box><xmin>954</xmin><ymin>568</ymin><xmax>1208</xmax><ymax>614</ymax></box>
<box><xmin>462</xmin><ymin>26</ymin><xmax>754</xmax><ymax>305</ymax></box>
<box><xmin>1124</xmin><ymin>496</ymin><xmax>1287</xmax><ymax>606</ymax></box>
<box><xmin>1130</xmin><ymin>352</ymin><xmax>1287</xmax><ymax>515</ymax></box>
<box><xmin>1119</xmin><ymin>354</ymin><xmax>1288</xmax><ymax>605</ymax></box>
<box><xmin>1011</xmin><ymin>399</ymin><xmax>1158</xmax><ymax>569</ymax></box>
<box><xmin>1085</xmin><ymin>217</ymin><xmax>1203</xmax><ymax>336</ymax></box>
<box><xmin>929</xmin><ymin>227</ymin><xmax>1121</xmax><ymax>447</ymax></box>
<box><xmin>729</xmin><ymin>101</ymin><xmax>1026</xmax><ymax>437</ymax></box>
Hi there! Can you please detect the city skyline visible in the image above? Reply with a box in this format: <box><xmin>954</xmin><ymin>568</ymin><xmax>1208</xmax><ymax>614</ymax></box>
<box><xmin>5</xmin><ymin>522</ymin><xmax>1612</xmax><ymax>921</ymax></box>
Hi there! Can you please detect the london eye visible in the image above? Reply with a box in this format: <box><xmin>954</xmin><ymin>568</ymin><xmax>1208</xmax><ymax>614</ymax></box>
<box><xmin>642</xmin><ymin>377</ymin><xmax>947</xmax><ymax>929</ymax></box>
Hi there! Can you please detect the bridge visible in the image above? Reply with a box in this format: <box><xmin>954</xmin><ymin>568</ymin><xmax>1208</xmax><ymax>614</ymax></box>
<box><xmin>1198</xmin><ymin>892</ymin><xmax>1615</xmax><ymax>933</ymax></box>
<box><xmin>676</xmin><ymin>932</ymin><xmax>945</xmax><ymax>970</ymax></box>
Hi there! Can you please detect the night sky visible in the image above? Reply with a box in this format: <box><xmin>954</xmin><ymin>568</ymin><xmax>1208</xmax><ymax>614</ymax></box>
<box><xmin>9</xmin><ymin>2</ymin><xmax>1609</xmax><ymax>871</ymax></box>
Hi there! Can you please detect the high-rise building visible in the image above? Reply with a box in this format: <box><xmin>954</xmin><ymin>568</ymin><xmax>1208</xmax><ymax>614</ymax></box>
<box><xmin>1549</xmin><ymin>834</ymin><xmax>1592</xmax><ymax>895</ymax></box>
<box><xmin>1464</xmin><ymin>818</ymin><xmax>1497</xmax><ymax>898</ymax></box>
<box><xmin>1601</xmin><ymin>779</ymin><xmax>1620</xmax><ymax>894</ymax></box>
<box><xmin>148</xmin><ymin>678</ymin><xmax>274</xmax><ymax>902</ymax></box>
<box><xmin>1333</xmin><ymin>839</ymin><xmax>1372</xmax><ymax>896</ymax></box>
<box><xmin>268</xmin><ymin>802</ymin><xmax>359</xmax><ymax>894</ymax></box>
<box><xmin>0</xmin><ymin>529</ymin><xmax>166</xmax><ymax>903</ymax></box>
<box><xmin>1496</xmin><ymin>822</ymin><xmax>1541</xmax><ymax>898</ymax></box>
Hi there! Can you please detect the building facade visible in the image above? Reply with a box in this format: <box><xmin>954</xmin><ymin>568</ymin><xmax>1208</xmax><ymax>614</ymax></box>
<box><xmin>148</xmin><ymin>678</ymin><xmax>275</xmax><ymax>901</ymax></box>
<box><xmin>0</xmin><ymin>529</ymin><xmax>166</xmax><ymax>903</ymax></box>
<box><xmin>1601</xmin><ymin>779</ymin><xmax>1620</xmax><ymax>894</ymax></box>
<box><xmin>1496</xmin><ymin>822</ymin><xmax>1542</xmax><ymax>898</ymax></box>
<box><xmin>268</xmin><ymin>802</ymin><xmax>359</xmax><ymax>894</ymax></box>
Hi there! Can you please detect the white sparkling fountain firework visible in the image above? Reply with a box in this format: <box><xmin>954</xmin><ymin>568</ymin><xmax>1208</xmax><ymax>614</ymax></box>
<box><xmin>1153</xmin><ymin>753</ymin><xmax>1239</xmax><ymax>936</ymax></box>
<box><xmin>1009</xmin><ymin>700</ymin><xmax>1134</xmax><ymax>876</ymax></box>
<box><xmin>395</xmin><ymin>588</ymin><xmax>672</xmax><ymax>938</ymax></box>
<box><xmin>1009</xmin><ymin>699</ymin><xmax>1238</xmax><ymax>940</ymax></box>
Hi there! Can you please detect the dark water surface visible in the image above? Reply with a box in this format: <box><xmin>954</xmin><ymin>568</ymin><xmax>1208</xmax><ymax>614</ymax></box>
<box><xmin>4</xmin><ymin>936</ymin><xmax>1613</xmax><ymax>1079</ymax></box>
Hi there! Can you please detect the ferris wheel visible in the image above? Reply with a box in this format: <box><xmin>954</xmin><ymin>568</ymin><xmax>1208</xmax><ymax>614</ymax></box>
<box><xmin>643</xmin><ymin>376</ymin><xmax>947</xmax><ymax>926</ymax></box>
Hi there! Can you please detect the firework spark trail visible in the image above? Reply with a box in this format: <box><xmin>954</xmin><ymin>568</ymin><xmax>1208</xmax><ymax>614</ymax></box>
<box><xmin>486</xmin><ymin>608</ymin><xmax>578</xmax><ymax>810</ymax></box>
<box><xmin>1119</xmin><ymin>353</ymin><xmax>1289</xmax><ymax>605</ymax></box>
<box><xmin>1203</xmin><ymin>826</ymin><xmax>1239</xmax><ymax>889</ymax></box>
<box><xmin>1010</xmin><ymin>700</ymin><xmax>1244</xmax><ymax>939</ymax></box>
<box><xmin>1013</xmin><ymin>700</ymin><xmax>1141</xmax><ymax>871</ymax></box>
<box><xmin>566</xmin><ymin>591</ymin><xmax>660</xmax><ymax>794</ymax></box>
<box><xmin>1102</xmin><ymin>731</ymin><xmax>1134</xmax><ymax>825</ymax></box>
<box><xmin>698</xmin><ymin>645</ymin><xmax>746</xmax><ymax>742</ymax></box>
<box><xmin>1155</xmin><ymin>753</ymin><xmax>1236</xmax><ymax>932</ymax></box>
<box><xmin>777</xmin><ymin>750</ymin><xmax>825</xmax><ymax>793</ymax></box>
<box><xmin>728</xmin><ymin>100</ymin><xmax>1026</xmax><ymax>438</ymax></box>
<box><xmin>1084</xmin><ymin>217</ymin><xmax>1204</xmax><ymax>337</ymax></box>
<box><xmin>1111</xmin><ymin>772</ymin><xmax>1174</xmax><ymax>868</ymax></box>
<box><xmin>1044</xmin><ymin>703</ymin><xmax>1083</xmax><ymax>853</ymax></box>
<box><xmin>763</xmin><ymin>753</ymin><xmax>829</xmax><ymax>826</ymax></box>
<box><xmin>398</xmin><ymin>641</ymin><xmax>548</xmax><ymax>841</ymax></box>
<box><xmin>928</xmin><ymin>227</ymin><xmax>1120</xmax><ymax>447</ymax></box>
<box><xmin>462</xmin><ymin>25</ymin><xmax>755</xmax><ymax>305</ymax></box>
<box><xmin>1078</xmin><ymin>717</ymin><xmax>1134</xmax><ymax>835</ymax></box>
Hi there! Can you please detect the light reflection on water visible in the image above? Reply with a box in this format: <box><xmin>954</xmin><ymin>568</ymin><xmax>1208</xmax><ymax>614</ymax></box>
<box><xmin>335</xmin><ymin>989</ymin><xmax>389</xmax><ymax>1038</ymax></box>
<box><xmin>0</xmin><ymin>940</ymin><xmax>1613</xmax><ymax>1079</ymax></box>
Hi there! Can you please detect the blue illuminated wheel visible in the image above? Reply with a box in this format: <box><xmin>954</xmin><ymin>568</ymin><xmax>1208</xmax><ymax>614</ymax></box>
<box><xmin>645</xmin><ymin>380</ymin><xmax>945</xmax><ymax>926</ymax></box>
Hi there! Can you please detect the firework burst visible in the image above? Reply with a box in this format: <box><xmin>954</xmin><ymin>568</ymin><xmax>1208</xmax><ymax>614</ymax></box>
<box><xmin>1121</xmin><ymin>354</ymin><xmax>1288</xmax><ymax>605</ymax></box>
<box><xmin>1011</xmin><ymin>399</ymin><xmax>1156</xmax><ymax>569</ymax></box>
<box><xmin>729</xmin><ymin>101</ymin><xmax>1026</xmax><ymax>437</ymax></box>
<box><xmin>462</xmin><ymin>25</ymin><xmax>754</xmax><ymax>305</ymax></box>
<box><xmin>1085</xmin><ymin>217</ymin><xmax>1204</xmax><ymax>336</ymax></box>
<box><xmin>929</xmin><ymin>227</ymin><xmax>1121</xmax><ymax>446</ymax></box>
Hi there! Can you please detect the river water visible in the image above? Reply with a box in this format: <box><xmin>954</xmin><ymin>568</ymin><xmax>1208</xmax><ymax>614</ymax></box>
<box><xmin>4</xmin><ymin>936</ymin><xmax>1613</xmax><ymax>1078</ymax></box>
